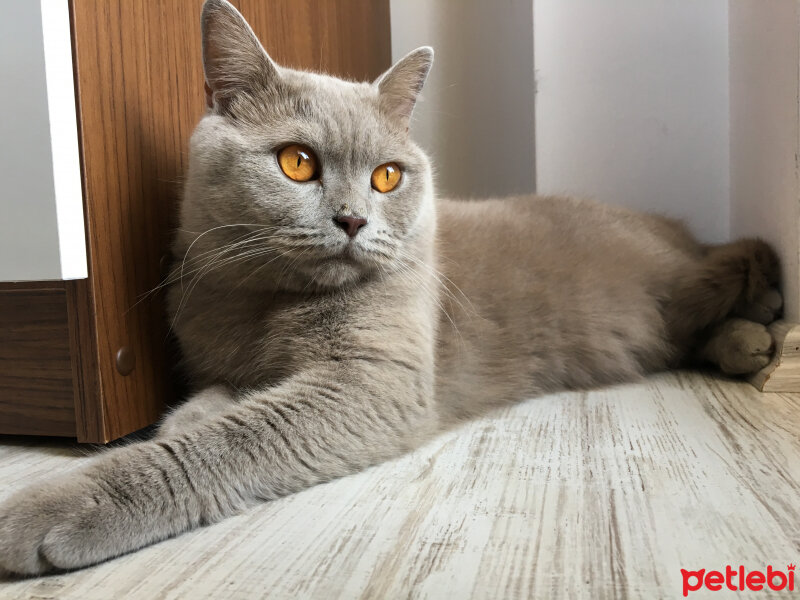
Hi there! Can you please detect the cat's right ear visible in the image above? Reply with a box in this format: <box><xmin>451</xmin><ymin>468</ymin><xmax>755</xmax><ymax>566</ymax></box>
<box><xmin>201</xmin><ymin>0</ymin><xmax>278</xmax><ymax>111</ymax></box>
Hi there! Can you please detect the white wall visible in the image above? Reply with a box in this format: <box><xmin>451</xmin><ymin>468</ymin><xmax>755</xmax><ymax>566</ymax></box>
<box><xmin>534</xmin><ymin>0</ymin><xmax>730</xmax><ymax>243</ymax></box>
<box><xmin>390</xmin><ymin>0</ymin><xmax>536</xmax><ymax>199</ymax></box>
<box><xmin>729</xmin><ymin>1</ymin><xmax>800</xmax><ymax>320</ymax></box>
<box><xmin>0</xmin><ymin>0</ymin><xmax>86</xmax><ymax>281</ymax></box>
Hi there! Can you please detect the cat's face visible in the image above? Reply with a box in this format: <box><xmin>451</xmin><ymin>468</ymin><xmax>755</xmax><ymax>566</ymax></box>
<box><xmin>181</xmin><ymin>0</ymin><xmax>434</xmax><ymax>290</ymax></box>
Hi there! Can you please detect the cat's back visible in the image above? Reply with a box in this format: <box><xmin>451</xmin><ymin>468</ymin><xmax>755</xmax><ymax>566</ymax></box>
<box><xmin>433</xmin><ymin>195</ymin><xmax>703</xmax><ymax>416</ymax></box>
<box><xmin>436</xmin><ymin>195</ymin><xmax>701</xmax><ymax>301</ymax></box>
<box><xmin>437</xmin><ymin>195</ymin><xmax>699</xmax><ymax>267</ymax></box>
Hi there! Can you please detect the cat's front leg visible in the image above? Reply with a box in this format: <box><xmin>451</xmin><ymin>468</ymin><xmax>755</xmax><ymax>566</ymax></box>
<box><xmin>157</xmin><ymin>384</ymin><xmax>235</xmax><ymax>437</ymax></box>
<box><xmin>0</xmin><ymin>365</ymin><xmax>433</xmax><ymax>574</ymax></box>
<box><xmin>0</xmin><ymin>385</ymin><xmax>237</xmax><ymax>574</ymax></box>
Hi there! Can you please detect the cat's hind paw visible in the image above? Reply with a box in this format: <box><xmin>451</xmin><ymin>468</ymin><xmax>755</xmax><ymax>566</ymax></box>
<box><xmin>702</xmin><ymin>318</ymin><xmax>775</xmax><ymax>376</ymax></box>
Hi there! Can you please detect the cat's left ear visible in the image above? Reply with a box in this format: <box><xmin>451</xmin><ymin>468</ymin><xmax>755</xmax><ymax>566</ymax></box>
<box><xmin>374</xmin><ymin>47</ymin><xmax>433</xmax><ymax>128</ymax></box>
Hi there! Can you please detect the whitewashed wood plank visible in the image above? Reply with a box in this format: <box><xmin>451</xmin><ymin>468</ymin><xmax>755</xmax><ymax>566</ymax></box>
<box><xmin>0</xmin><ymin>372</ymin><xmax>797</xmax><ymax>599</ymax></box>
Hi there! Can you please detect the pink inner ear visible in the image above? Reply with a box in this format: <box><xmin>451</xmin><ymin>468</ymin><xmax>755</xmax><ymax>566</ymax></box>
<box><xmin>204</xmin><ymin>81</ymin><xmax>213</xmax><ymax>108</ymax></box>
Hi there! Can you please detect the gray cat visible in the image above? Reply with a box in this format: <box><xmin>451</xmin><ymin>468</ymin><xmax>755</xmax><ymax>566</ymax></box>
<box><xmin>0</xmin><ymin>0</ymin><xmax>782</xmax><ymax>575</ymax></box>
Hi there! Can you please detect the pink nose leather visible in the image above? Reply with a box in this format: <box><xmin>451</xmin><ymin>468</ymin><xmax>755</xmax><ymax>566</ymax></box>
<box><xmin>335</xmin><ymin>215</ymin><xmax>367</xmax><ymax>238</ymax></box>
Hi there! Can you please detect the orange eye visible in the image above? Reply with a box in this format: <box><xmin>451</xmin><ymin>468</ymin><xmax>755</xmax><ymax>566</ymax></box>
<box><xmin>278</xmin><ymin>144</ymin><xmax>319</xmax><ymax>182</ymax></box>
<box><xmin>371</xmin><ymin>162</ymin><xmax>402</xmax><ymax>193</ymax></box>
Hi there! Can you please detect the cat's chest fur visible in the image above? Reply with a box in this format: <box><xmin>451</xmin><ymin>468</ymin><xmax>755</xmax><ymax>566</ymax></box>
<box><xmin>169</xmin><ymin>269</ymin><xmax>438</xmax><ymax>390</ymax></box>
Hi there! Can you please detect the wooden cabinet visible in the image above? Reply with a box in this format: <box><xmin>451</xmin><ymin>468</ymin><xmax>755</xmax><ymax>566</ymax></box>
<box><xmin>0</xmin><ymin>0</ymin><xmax>391</xmax><ymax>443</ymax></box>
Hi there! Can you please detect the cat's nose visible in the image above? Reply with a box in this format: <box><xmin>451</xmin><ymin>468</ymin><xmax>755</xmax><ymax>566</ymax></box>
<box><xmin>334</xmin><ymin>215</ymin><xmax>368</xmax><ymax>238</ymax></box>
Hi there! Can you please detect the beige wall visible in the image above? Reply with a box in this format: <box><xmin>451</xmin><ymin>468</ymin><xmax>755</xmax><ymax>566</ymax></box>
<box><xmin>534</xmin><ymin>0</ymin><xmax>731</xmax><ymax>243</ymax></box>
<box><xmin>390</xmin><ymin>0</ymin><xmax>536</xmax><ymax>199</ymax></box>
<box><xmin>729</xmin><ymin>1</ymin><xmax>800</xmax><ymax>320</ymax></box>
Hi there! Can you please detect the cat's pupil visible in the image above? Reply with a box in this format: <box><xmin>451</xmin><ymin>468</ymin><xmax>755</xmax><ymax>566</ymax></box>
<box><xmin>296</xmin><ymin>156</ymin><xmax>302</xmax><ymax>168</ymax></box>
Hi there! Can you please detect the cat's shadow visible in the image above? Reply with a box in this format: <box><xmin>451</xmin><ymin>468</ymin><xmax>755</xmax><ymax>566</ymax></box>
<box><xmin>0</xmin><ymin>435</ymin><xmax>83</xmax><ymax>459</ymax></box>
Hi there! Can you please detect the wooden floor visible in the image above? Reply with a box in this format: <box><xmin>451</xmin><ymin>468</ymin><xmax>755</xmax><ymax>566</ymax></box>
<box><xmin>0</xmin><ymin>371</ymin><xmax>798</xmax><ymax>599</ymax></box>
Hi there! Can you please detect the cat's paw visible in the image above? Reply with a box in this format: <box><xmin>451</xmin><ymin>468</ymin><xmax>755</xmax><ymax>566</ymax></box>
<box><xmin>714</xmin><ymin>320</ymin><xmax>775</xmax><ymax>375</ymax></box>
<box><xmin>735</xmin><ymin>287</ymin><xmax>783</xmax><ymax>325</ymax></box>
<box><xmin>0</xmin><ymin>474</ymin><xmax>125</xmax><ymax>575</ymax></box>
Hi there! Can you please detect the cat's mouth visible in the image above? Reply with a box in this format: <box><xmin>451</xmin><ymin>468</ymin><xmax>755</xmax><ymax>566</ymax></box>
<box><xmin>293</xmin><ymin>234</ymin><xmax>394</xmax><ymax>279</ymax></box>
<box><xmin>340</xmin><ymin>240</ymin><xmax>389</xmax><ymax>264</ymax></box>
<box><xmin>325</xmin><ymin>244</ymin><xmax>370</xmax><ymax>267</ymax></box>
<box><xmin>300</xmin><ymin>247</ymin><xmax>375</xmax><ymax>289</ymax></box>
<box><xmin>308</xmin><ymin>240</ymin><xmax>390</xmax><ymax>276</ymax></box>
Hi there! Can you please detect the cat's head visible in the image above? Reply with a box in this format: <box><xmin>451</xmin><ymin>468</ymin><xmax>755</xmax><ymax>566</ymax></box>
<box><xmin>180</xmin><ymin>0</ymin><xmax>434</xmax><ymax>291</ymax></box>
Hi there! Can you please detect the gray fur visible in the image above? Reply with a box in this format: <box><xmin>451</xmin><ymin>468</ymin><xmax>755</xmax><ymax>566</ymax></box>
<box><xmin>0</xmin><ymin>0</ymin><xmax>781</xmax><ymax>575</ymax></box>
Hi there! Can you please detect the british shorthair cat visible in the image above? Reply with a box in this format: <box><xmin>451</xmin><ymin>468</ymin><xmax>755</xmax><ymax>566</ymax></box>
<box><xmin>0</xmin><ymin>0</ymin><xmax>781</xmax><ymax>574</ymax></box>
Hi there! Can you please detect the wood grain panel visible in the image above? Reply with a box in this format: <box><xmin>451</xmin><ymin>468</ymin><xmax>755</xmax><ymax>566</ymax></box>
<box><xmin>65</xmin><ymin>279</ymin><xmax>104</xmax><ymax>442</ymax></box>
<box><xmin>68</xmin><ymin>0</ymin><xmax>391</xmax><ymax>442</ymax></box>
<box><xmin>0</xmin><ymin>287</ymin><xmax>76</xmax><ymax>437</ymax></box>
<box><xmin>750</xmin><ymin>319</ymin><xmax>800</xmax><ymax>391</ymax></box>
<box><xmin>233</xmin><ymin>0</ymin><xmax>392</xmax><ymax>79</ymax></box>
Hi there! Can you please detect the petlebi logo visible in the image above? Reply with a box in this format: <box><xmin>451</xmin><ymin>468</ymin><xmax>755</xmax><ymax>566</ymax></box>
<box><xmin>681</xmin><ymin>564</ymin><xmax>795</xmax><ymax>596</ymax></box>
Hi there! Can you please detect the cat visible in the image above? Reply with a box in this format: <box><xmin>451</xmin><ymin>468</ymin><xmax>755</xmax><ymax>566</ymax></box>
<box><xmin>0</xmin><ymin>0</ymin><xmax>782</xmax><ymax>575</ymax></box>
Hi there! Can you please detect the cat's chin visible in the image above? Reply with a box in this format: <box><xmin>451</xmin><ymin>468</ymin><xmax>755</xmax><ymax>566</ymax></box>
<box><xmin>302</xmin><ymin>257</ymin><xmax>373</xmax><ymax>289</ymax></box>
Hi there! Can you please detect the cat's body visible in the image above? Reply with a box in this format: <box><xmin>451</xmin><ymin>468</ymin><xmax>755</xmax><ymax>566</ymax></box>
<box><xmin>0</xmin><ymin>0</ymin><xmax>782</xmax><ymax>575</ymax></box>
<box><xmin>437</xmin><ymin>196</ymin><xmax>687</xmax><ymax>420</ymax></box>
<box><xmin>170</xmin><ymin>192</ymin><xmax>778</xmax><ymax>432</ymax></box>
